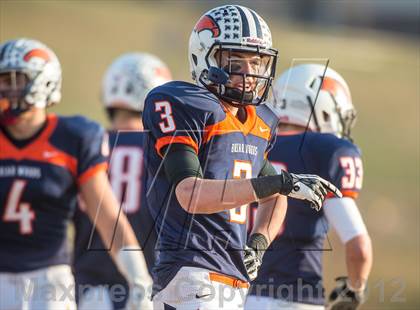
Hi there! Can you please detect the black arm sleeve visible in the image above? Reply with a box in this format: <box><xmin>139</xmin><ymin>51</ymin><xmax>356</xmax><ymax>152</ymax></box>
<box><xmin>162</xmin><ymin>143</ymin><xmax>203</xmax><ymax>187</ymax></box>
<box><xmin>259</xmin><ymin>159</ymin><xmax>278</xmax><ymax>177</ymax></box>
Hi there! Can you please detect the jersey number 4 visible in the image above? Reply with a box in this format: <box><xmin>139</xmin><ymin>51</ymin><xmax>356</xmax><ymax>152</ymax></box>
<box><xmin>3</xmin><ymin>180</ymin><xmax>35</xmax><ymax>235</ymax></box>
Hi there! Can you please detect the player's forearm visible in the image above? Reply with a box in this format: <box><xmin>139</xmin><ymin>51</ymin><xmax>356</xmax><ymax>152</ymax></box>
<box><xmin>80</xmin><ymin>171</ymin><xmax>140</xmax><ymax>255</ymax></box>
<box><xmin>345</xmin><ymin>234</ymin><xmax>373</xmax><ymax>290</ymax></box>
<box><xmin>251</xmin><ymin>194</ymin><xmax>287</xmax><ymax>243</ymax></box>
<box><xmin>175</xmin><ymin>176</ymin><xmax>257</xmax><ymax>214</ymax></box>
<box><xmin>81</xmin><ymin>172</ymin><xmax>152</xmax><ymax>286</ymax></box>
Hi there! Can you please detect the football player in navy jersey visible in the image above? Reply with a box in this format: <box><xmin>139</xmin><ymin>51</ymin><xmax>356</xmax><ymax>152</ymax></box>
<box><xmin>143</xmin><ymin>5</ymin><xmax>341</xmax><ymax>309</ymax></box>
<box><xmin>73</xmin><ymin>52</ymin><xmax>172</xmax><ymax>310</ymax></box>
<box><xmin>245</xmin><ymin>64</ymin><xmax>372</xmax><ymax>310</ymax></box>
<box><xmin>0</xmin><ymin>39</ymin><xmax>152</xmax><ymax>310</ymax></box>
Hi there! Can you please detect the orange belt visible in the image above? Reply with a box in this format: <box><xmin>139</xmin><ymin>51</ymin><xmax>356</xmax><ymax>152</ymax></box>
<box><xmin>209</xmin><ymin>272</ymin><xmax>250</xmax><ymax>288</ymax></box>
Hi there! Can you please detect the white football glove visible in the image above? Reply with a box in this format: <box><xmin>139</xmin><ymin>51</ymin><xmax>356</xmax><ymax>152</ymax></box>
<box><xmin>114</xmin><ymin>247</ymin><xmax>153</xmax><ymax>310</ymax></box>
<box><xmin>288</xmin><ymin>173</ymin><xmax>342</xmax><ymax>211</ymax></box>
<box><xmin>243</xmin><ymin>233</ymin><xmax>268</xmax><ymax>281</ymax></box>
<box><xmin>126</xmin><ymin>283</ymin><xmax>153</xmax><ymax>310</ymax></box>
<box><xmin>243</xmin><ymin>245</ymin><xmax>262</xmax><ymax>281</ymax></box>
<box><xmin>327</xmin><ymin>277</ymin><xmax>366</xmax><ymax>310</ymax></box>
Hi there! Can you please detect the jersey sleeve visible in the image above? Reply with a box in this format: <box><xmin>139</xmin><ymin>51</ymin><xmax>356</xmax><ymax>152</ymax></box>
<box><xmin>77</xmin><ymin>121</ymin><xmax>109</xmax><ymax>185</ymax></box>
<box><xmin>327</xmin><ymin>145</ymin><xmax>363</xmax><ymax>199</ymax></box>
<box><xmin>143</xmin><ymin>92</ymin><xmax>206</xmax><ymax>158</ymax></box>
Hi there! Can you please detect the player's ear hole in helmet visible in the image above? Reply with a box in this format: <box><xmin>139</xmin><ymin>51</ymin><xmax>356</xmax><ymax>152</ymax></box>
<box><xmin>188</xmin><ymin>5</ymin><xmax>278</xmax><ymax>106</ymax></box>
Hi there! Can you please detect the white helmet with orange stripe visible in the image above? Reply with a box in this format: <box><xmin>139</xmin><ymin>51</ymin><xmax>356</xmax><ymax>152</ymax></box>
<box><xmin>102</xmin><ymin>53</ymin><xmax>172</xmax><ymax>114</ymax></box>
<box><xmin>269</xmin><ymin>64</ymin><xmax>357</xmax><ymax>139</ymax></box>
<box><xmin>0</xmin><ymin>38</ymin><xmax>62</xmax><ymax>124</ymax></box>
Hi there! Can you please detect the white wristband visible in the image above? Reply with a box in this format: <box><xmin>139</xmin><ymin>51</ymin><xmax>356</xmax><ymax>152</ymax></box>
<box><xmin>115</xmin><ymin>246</ymin><xmax>153</xmax><ymax>286</ymax></box>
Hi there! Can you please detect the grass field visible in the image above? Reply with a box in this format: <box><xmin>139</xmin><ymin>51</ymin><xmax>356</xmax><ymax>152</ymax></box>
<box><xmin>1</xmin><ymin>1</ymin><xmax>419</xmax><ymax>308</ymax></box>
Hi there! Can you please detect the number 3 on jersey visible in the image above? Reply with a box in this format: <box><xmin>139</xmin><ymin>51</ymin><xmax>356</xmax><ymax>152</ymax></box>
<box><xmin>3</xmin><ymin>180</ymin><xmax>35</xmax><ymax>235</ymax></box>
<box><xmin>155</xmin><ymin>101</ymin><xmax>176</xmax><ymax>133</ymax></box>
<box><xmin>229</xmin><ymin>160</ymin><xmax>252</xmax><ymax>224</ymax></box>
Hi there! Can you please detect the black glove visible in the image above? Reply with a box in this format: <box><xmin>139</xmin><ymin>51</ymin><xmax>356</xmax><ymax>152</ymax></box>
<box><xmin>327</xmin><ymin>277</ymin><xmax>366</xmax><ymax>310</ymax></box>
<box><xmin>251</xmin><ymin>171</ymin><xmax>342</xmax><ymax>211</ymax></box>
<box><xmin>243</xmin><ymin>233</ymin><xmax>268</xmax><ymax>281</ymax></box>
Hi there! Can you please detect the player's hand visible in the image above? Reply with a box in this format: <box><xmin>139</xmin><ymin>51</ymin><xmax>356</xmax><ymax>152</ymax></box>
<box><xmin>243</xmin><ymin>233</ymin><xmax>268</xmax><ymax>281</ymax></box>
<box><xmin>327</xmin><ymin>277</ymin><xmax>366</xmax><ymax>310</ymax></box>
<box><xmin>287</xmin><ymin>172</ymin><xmax>342</xmax><ymax>211</ymax></box>
<box><xmin>243</xmin><ymin>245</ymin><xmax>262</xmax><ymax>281</ymax></box>
<box><xmin>125</xmin><ymin>282</ymin><xmax>153</xmax><ymax>310</ymax></box>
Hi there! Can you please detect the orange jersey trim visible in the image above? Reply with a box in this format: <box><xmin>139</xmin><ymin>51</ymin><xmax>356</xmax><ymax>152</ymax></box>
<box><xmin>155</xmin><ymin>136</ymin><xmax>199</xmax><ymax>157</ymax></box>
<box><xmin>203</xmin><ymin>105</ymin><xmax>271</xmax><ymax>143</ymax></box>
<box><xmin>209</xmin><ymin>272</ymin><xmax>250</xmax><ymax>288</ymax></box>
<box><xmin>78</xmin><ymin>162</ymin><xmax>108</xmax><ymax>185</ymax></box>
<box><xmin>0</xmin><ymin>114</ymin><xmax>78</xmax><ymax>176</ymax></box>
<box><xmin>327</xmin><ymin>190</ymin><xmax>359</xmax><ymax>199</ymax></box>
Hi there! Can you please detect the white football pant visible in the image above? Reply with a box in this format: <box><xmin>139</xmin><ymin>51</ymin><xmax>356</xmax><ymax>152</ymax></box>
<box><xmin>245</xmin><ymin>295</ymin><xmax>325</xmax><ymax>310</ymax></box>
<box><xmin>153</xmin><ymin>266</ymin><xmax>249</xmax><ymax>309</ymax></box>
<box><xmin>0</xmin><ymin>264</ymin><xmax>76</xmax><ymax>310</ymax></box>
<box><xmin>78</xmin><ymin>285</ymin><xmax>114</xmax><ymax>310</ymax></box>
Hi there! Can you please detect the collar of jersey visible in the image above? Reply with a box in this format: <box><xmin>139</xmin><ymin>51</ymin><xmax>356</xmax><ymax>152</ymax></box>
<box><xmin>222</xmin><ymin>105</ymin><xmax>257</xmax><ymax>135</ymax></box>
<box><xmin>0</xmin><ymin>114</ymin><xmax>58</xmax><ymax>157</ymax></box>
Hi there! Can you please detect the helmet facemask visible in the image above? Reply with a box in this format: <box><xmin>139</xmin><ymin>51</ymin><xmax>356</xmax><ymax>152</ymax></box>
<box><xmin>200</xmin><ymin>43</ymin><xmax>277</xmax><ymax>106</ymax></box>
<box><xmin>0</xmin><ymin>71</ymin><xmax>32</xmax><ymax>125</ymax></box>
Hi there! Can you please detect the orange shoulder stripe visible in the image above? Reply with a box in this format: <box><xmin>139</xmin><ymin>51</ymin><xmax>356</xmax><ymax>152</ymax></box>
<box><xmin>78</xmin><ymin>162</ymin><xmax>108</xmax><ymax>185</ymax></box>
<box><xmin>203</xmin><ymin>117</ymin><xmax>240</xmax><ymax>143</ymax></box>
<box><xmin>155</xmin><ymin>136</ymin><xmax>199</xmax><ymax>157</ymax></box>
<box><xmin>326</xmin><ymin>190</ymin><xmax>359</xmax><ymax>199</ymax></box>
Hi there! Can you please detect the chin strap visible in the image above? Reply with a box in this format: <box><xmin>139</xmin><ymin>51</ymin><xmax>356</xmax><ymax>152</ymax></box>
<box><xmin>205</xmin><ymin>66</ymin><xmax>257</xmax><ymax>105</ymax></box>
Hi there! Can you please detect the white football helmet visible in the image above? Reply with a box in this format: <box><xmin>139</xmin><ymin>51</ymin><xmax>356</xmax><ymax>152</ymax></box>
<box><xmin>188</xmin><ymin>5</ymin><xmax>278</xmax><ymax>106</ymax></box>
<box><xmin>269</xmin><ymin>64</ymin><xmax>356</xmax><ymax>139</ymax></box>
<box><xmin>0</xmin><ymin>38</ymin><xmax>61</xmax><ymax>123</ymax></box>
<box><xmin>102</xmin><ymin>53</ymin><xmax>172</xmax><ymax>114</ymax></box>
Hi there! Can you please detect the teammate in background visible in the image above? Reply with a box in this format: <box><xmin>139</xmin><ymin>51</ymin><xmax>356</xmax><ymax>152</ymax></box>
<box><xmin>143</xmin><ymin>6</ymin><xmax>341</xmax><ymax>309</ymax></box>
<box><xmin>0</xmin><ymin>39</ymin><xmax>152</xmax><ymax>310</ymax></box>
<box><xmin>73</xmin><ymin>52</ymin><xmax>172</xmax><ymax>310</ymax></box>
<box><xmin>245</xmin><ymin>64</ymin><xmax>372</xmax><ymax>310</ymax></box>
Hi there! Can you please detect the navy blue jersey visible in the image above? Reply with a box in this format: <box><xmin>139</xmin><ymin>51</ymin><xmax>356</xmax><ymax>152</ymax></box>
<box><xmin>73</xmin><ymin>131</ymin><xmax>156</xmax><ymax>288</ymax></box>
<box><xmin>0</xmin><ymin>114</ymin><xmax>107</xmax><ymax>272</ymax></box>
<box><xmin>143</xmin><ymin>81</ymin><xmax>278</xmax><ymax>293</ymax></box>
<box><xmin>248</xmin><ymin>132</ymin><xmax>363</xmax><ymax>305</ymax></box>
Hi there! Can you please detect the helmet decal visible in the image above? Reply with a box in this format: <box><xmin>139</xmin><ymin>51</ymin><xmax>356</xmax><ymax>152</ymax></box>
<box><xmin>194</xmin><ymin>15</ymin><xmax>220</xmax><ymax>38</ymax></box>
<box><xmin>320</xmin><ymin>76</ymin><xmax>351</xmax><ymax>105</ymax></box>
<box><xmin>23</xmin><ymin>48</ymin><xmax>51</xmax><ymax>62</ymax></box>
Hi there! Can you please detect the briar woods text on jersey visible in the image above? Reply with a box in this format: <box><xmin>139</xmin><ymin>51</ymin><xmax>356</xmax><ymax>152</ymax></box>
<box><xmin>231</xmin><ymin>143</ymin><xmax>258</xmax><ymax>156</ymax></box>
